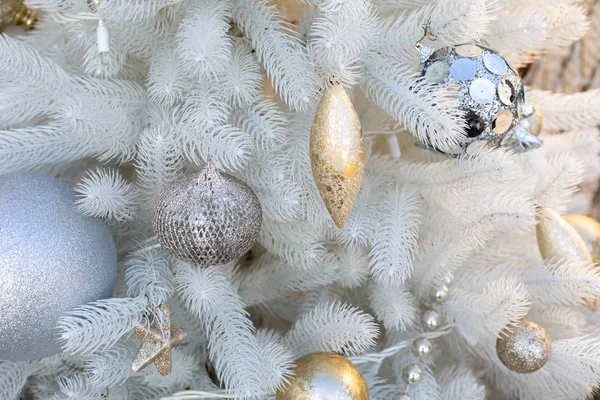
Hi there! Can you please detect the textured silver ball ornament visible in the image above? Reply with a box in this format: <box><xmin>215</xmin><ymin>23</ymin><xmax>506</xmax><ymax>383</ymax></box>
<box><xmin>402</xmin><ymin>364</ymin><xmax>423</xmax><ymax>384</ymax></box>
<box><xmin>496</xmin><ymin>319</ymin><xmax>551</xmax><ymax>373</ymax></box>
<box><xmin>422</xmin><ymin>309</ymin><xmax>442</xmax><ymax>331</ymax></box>
<box><xmin>153</xmin><ymin>161</ymin><xmax>262</xmax><ymax>267</ymax></box>
<box><xmin>412</xmin><ymin>337</ymin><xmax>433</xmax><ymax>357</ymax></box>
<box><xmin>0</xmin><ymin>174</ymin><xmax>117</xmax><ymax>361</ymax></box>
<box><xmin>419</xmin><ymin>44</ymin><xmax>530</xmax><ymax>154</ymax></box>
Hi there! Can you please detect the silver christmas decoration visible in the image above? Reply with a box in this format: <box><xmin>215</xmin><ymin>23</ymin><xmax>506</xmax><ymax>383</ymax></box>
<box><xmin>412</xmin><ymin>337</ymin><xmax>433</xmax><ymax>357</ymax></box>
<box><xmin>418</xmin><ymin>43</ymin><xmax>542</xmax><ymax>154</ymax></box>
<box><xmin>421</xmin><ymin>309</ymin><xmax>442</xmax><ymax>331</ymax></box>
<box><xmin>153</xmin><ymin>161</ymin><xmax>262</xmax><ymax>267</ymax></box>
<box><xmin>433</xmin><ymin>284</ymin><xmax>450</xmax><ymax>303</ymax></box>
<box><xmin>504</xmin><ymin>103</ymin><xmax>544</xmax><ymax>152</ymax></box>
<box><xmin>0</xmin><ymin>173</ymin><xmax>117</xmax><ymax>361</ymax></box>
<box><xmin>496</xmin><ymin>319</ymin><xmax>552</xmax><ymax>373</ymax></box>
<box><xmin>402</xmin><ymin>364</ymin><xmax>423</xmax><ymax>384</ymax></box>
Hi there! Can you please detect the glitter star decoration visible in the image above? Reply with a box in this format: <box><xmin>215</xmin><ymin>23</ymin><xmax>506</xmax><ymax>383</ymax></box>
<box><xmin>131</xmin><ymin>304</ymin><xmax>187</xmax><ymax>376</ymax></box>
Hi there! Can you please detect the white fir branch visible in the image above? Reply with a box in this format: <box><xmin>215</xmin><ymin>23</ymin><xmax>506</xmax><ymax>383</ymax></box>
<box><xmin>125</xmin><ymin>248</ymin><xmax>174</xmax><ymax>306</ymax></box>
<box><xmin>0</xmin><ymin>361</ymin><xmax>29</xmax><ymax>400</ymax></box>
<box><xmin>222</xmin><ymin>39</ymin><xmax>263</xmax><ymax>108</ymax></box>
<box><xmin>84</xmin><ymin>341</ymin><xmax>135</xmax><ymax>389</ymax></box>
<box><xmin>527</xmin><ymin>89</ymin><xmax>600</xmax><ymax>131</ymax></box>
<box><xmin>74</xmin><ymin>168</ymin><xmax>138</xmax><ymax>221</ymax></box>
<box><xmin>361</xmin><ymin>58</ymin><xmax>466</xmax><ymax>154</ymax></box>
<box><xmin>176</xmin><ymin>0</ymin><xmax>232</xmax><ymax>78</ymax></box>
<box><xmin>254</xmin><ymin>329</ymin><xmax>295</xmax><ymax>391</ymax></box>
<box><xmin>138</xmin><ymin>348</ymin><xmax>199</xmax><ymax>388</ymax></box>
<box><xmin>369</xmin><ymin>184</ymin><xmax>420</xmax><ymax>286</ymax></box>
<box><xmin>335</xmin><ymin>246</ymin><xmax>371</xmax><ymax>289</ymax></box>
<box><xmin>57</xmin><ymin>297</ymin><xmax>147</xmax><ymax>355</ymax></box>
<box><xmin>231</xmin><ymin>98</ymin><xmax>288</xmax><ymax>152</ymax></box>
<box><xmin>444</xmin><ymin>278</ymin><xmax>530</xmax><ymax>344</ymax></box>
<box><xmin>232</xmin><ymin>0</ymin><xmax>319</xmax><ymax>111</ymax></box>
<box><xmin>52</xmin><ymin>375</ymin><xmax>103</xmax><ymax>400</ymax></box>
<box><xmin>527</xmin><ymin>306</ymin><xmax>587</xmax><ymax>340</ymax></box>
<box><xmin>369</xmin><ymin>282</ymin><xmax>417</xmax><ymax>331</ymax></box>
<box><xmin>437</xmin><ymin>364</ymin><xmax>486</xmax><ymax>400</ymax></box>
<box><xmin>148</xmin><ymin>39</ymin><xmax>187</xmax><ymax>105</ymax></box>
<box><xmin>284</xmin><ymin>300</ymin><xmax>379</xmax><ymax>356</ymax></box>
<box><xmin>95</xmin><ymin>0</ymin><xmax>184</xmax><ymax>21</ymax></box>
<box><xmin>534</xmin><ymin>152</ymin><xmax>584</xmax><ymax>212</ymax></box>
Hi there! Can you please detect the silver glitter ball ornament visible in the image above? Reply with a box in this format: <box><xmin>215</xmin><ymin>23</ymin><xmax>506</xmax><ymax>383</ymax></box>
<box><xmin>0</xmin><ymin>174</ymin><xmax>117</xmax><ymax>361</ymax></box>
<box><xmin>153</xmin><ymin>162</ymin><xmax>262</xmax><ymax>267</ymax></box>
<box><xmin>419</xmin><ymin>43</ymin><xmax>525</xmax><ymax>154</ymax></box>
<box><xmin>496</xmin><ymin>319</ymin><xmax>551</xmax><ymax>373</ymax></box>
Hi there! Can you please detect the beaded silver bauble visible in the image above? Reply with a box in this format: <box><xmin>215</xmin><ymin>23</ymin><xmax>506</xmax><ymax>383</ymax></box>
<box><xmin>419</xmin><ymin>43</ymin><xmax>541</xmax><ymax>155</ymax></box>
<box><xmin>496</xmin><ymin>319</ymin><xmax>551</xmax><ymax>374</ymax></box>
<box><xmin>153</xmin><ymin>162</ymin><xmax>262</xmax><ymax>267</ymax></box>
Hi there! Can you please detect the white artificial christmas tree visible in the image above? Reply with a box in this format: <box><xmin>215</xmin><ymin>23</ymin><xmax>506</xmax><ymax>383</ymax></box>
<box><xmin>1</xmin><ymin>0</ymin><xmax>600</xmax><ymax>399</ymax></box>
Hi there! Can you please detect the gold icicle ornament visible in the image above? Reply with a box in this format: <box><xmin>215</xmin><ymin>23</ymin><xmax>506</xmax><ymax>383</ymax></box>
<box><xmin>310</xmin><ymin>78</ymin><xmax>364</xmax><ymax>228</ymax></box>
<box><xmin>564</xmin><ymin>215</ymin><xmax>600</xmax><ymax>263</ymax></box>
<box><xmin>536</xmin><ymin>206</ymin><xmax>596</xmax><ymax>310</ymax></box>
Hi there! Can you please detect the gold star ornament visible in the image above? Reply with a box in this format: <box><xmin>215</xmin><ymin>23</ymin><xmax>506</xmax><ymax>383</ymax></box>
<box><xmin>132</xmin><ymin>304</ymin><xmax>188</xmax><ymax>376</ymax></box>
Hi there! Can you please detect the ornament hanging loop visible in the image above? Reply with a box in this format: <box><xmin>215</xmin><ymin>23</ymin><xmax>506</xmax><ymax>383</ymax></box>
<box><xmin>415</xmin><ymin>22</ymin><xmax>436</xmax><ymax>64</ymax></box>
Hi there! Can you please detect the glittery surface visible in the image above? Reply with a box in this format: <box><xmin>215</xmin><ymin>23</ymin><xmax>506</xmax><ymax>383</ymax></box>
<box><xmin>0</xmin><ymin>173</ymin><xmax>117</xmax><ymax>361</ymax></box>
<box><xmin>565</xmin><ymin>215</ymin><xmax>600</xmax><ymax>262</ymax></box>
<box><xmin>132</xmin><ymin>304</ymin><xmax>187</xmax><ymax>376</ymax></box>
<box><xmin>310</xmin><ymin>80</ymin><xmax>364</xmax><ymax>229</ymax></box>
<box><xmin>496</xmin><ymin>319</ymin><xmax>551</xmax><ymax>374</ymax></box>
<box><xmin>153</xmin><ymin>162</ymin><xmax>262</xmax><ymax>267</ymax></box>
<box><xmin>276</xmin><ymin>352</ymin><xmax>368</xmax><ymax>400</ymax></box>
<box><xmin>420</xmin><ymin>44</ymin><xmax>525</xmax><ymax>153</ymax></box>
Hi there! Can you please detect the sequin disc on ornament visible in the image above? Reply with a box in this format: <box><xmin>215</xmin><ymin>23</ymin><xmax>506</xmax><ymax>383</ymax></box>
<box><xmin>420</xmin><ymin>43</ymin><xmax>525</xmax><ymax>154</ymax></box>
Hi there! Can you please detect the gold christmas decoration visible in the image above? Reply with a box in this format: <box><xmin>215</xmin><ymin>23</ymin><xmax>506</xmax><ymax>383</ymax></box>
<box><xmin>496</xmin><ymin>319</ymin><xmax>551</xmax><ymax>374</ymax></box>
<box><xmin>564</xmin><ymin>215</ymin><xmax>600</xmax><ymax>263</ymax></box>
<box><xmin>0</xmin><ymin>0</ymin><xmax>37</xmax><ymax>31</ymax></box>
<box><xmin>132</xmin><ymin>304</ymin><xmax>188</xmax><ymax>376</ymax></box>
<box><xmin>536</xmin><ymin>207</ymin><xmax>593</xmax><ymax>263</ymax></box>
<box><xmin>310</xmin><ymin>78</ymin><xmax>364</xmax><ymax>228</ymax></box>
<box><xmin>536</xmin><ymin>206</ymin><xmax>596</xmax><ymax>310</ymax></box>
<box><xmin>276</xmin><ymin>352</ymin><xmax>368</xmax><ymax>400</ymax></box>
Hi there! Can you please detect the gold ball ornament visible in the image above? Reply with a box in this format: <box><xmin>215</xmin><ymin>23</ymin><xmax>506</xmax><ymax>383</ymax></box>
<box><xmin>0</xmin><ymin>0</ymin><xmax>37</xmax><ymax>31</ymax></box>
<box><xmin>276</xmin><ymin>352</ymin><xmax>368</xmax><ymax>400</ymax></box>
<box><xmin>496</xmin><ymin>319</ymin><xmax>551</xmax><ymax>374</ymax></box>
<box><xmin>564</xmin><ymin>215</ymin><xmax>600</xmax><ymax>263</ymax></box>
<box><xmin>536</xmin><ymin>207</ymin><xmax>596</xmax><ymax>310</ymax></box>
<box><xmin>310</xmin><ymin>78</ymin><xmax>364</xmax><ymax>228</ymax></box>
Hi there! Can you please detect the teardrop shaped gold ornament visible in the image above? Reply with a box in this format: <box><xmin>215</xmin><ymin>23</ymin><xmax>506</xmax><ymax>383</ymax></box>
<box><xmin>536</xmin><ymin>206</ymin><xmax>596</xmax><ymax>311</ymax></box>
<box><xmin>310</xmin><ymin>79</ymin><xmax>364</xmax><ymax>228</ymax></box>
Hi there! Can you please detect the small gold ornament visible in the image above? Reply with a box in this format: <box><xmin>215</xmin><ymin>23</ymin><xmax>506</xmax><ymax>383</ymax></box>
<box><xmin>0</xmin><ymin>0</ymin><xmax>37</xmax><ymax>31</ymax></box>
<box><xmin>564</xmin><ymin>215</ymin><xmax>600</xmax><ymax>263</ymax></box>
<box><xmin>536</xmin><ymin>207</ymin><xmax>593</xmax><ymax>263</ymax></box>
<box><xmin>536</xmin><ymin>206</ymin><xmax>596</xmax><ymax>310</ymax></box>
<box><xmin>276</xmin><ymin>352</ymin><xmax>368</xmax><ymax>400</ymax></box>
<box><xmin>132</xmin><ymin>304</ymin><xmax>188</xmax><ymax>376</ymax></box>
<box><xmin>310</xmin><ymin>78</ymin><xmax>364</xmax><ymax>228</ymax></box>
<box><xmin>496</xmin><ymin>319</ymin><xmax>551</xmax><ymax>374</ymax></box>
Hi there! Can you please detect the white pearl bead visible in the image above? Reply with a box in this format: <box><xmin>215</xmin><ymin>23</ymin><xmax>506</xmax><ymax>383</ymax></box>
<box><xmin>434</xmin><ymin>284</ymin><xmax>449</xmax><ymax>303</ymax></box>
<box><xmin>412</xmin><ymin>337</ymin><xmax>433</xmax><ymax>357</ymax></box>
<box><xmin>395</xmin><ymin>393</ymin><xmax>412</xmax><ymax>400</ymax></box>
<box><xmin>443</xmin><ymin>272</ymin><xmax>454</xmax><ymax>286</ymax></box>
<box><xmin>422</xmin><ymin>309</ymin><xmax>442</xmax><ymax>331</ymax></box>
<box><xmin>402</xmin><ymin>364</ymin><xmax>423</xmax><ymax>384</ymax></box>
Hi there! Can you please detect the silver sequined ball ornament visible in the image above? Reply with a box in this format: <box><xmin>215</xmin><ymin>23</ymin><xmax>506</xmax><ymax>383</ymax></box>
<box><xmin>496</xmin><ymin>319</ymin><xmax>551</xmax><ymax>373</ymax></box>
<box><xmin>153</xmin><ymin>161</ymin><xmax>262</xmax><ymax>267</ymax></box>
<box><xmin>0</xmin><ymin>174</ymin><xmax>117</xmax><ymax>361</ymax></box>
<box><xmin>420</xmin><ymin>44</ymin><xmax>525</xmax><ymax>154</ymax></box>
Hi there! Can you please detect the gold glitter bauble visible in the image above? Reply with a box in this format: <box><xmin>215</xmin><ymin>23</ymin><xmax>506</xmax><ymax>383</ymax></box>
<box><xmin>565</xmin><ymin>215</ymin><xmax>600</xmax><ymax>263</ymax></box>
<box><xmin>310</xmin><ymin>79</ymin><xmax>364</xmax><ymax>228</ymax></box>
<box><xmin>496</xmin><ymin>319</ymin><xmax>551</xmax><ymax>374</ymax></box>
<box><xmin>0</xmin><ymin>0</ymin><xmax>37</xmax><ymax>31</ymax></box>
<box><xmin>132</xmin><ymin>304</ymin><xmax>187</xmax><ymax>376</ymax></box>
<box><xmin>276</xmin><ymin>352</ymin><xmax>368</xmax><ymax>400</ymax></box>
<box><xmin>536</xmin><ymin>207</ymin><xmax>596</xmax><ymax>310</ymax></box>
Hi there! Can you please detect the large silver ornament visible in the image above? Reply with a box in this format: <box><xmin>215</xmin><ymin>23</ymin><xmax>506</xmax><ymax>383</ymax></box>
<box><xmin>496</xmin><ymin>319</ymin><xmax>551</xmax><ymax>373</ymax></box>
<box><xmin>418</xmin><ymin>43</ymin><xmax>542</xmax><ymax>154</ymax></box>
<box><xmin>153</xmin><ymin>161</ymin><xmax>262</xmax><ymax>267</ymax></box>
<box><xmin>0</xmin><ymin>174</ymin><xmax>117</xmax><ymax>361</ymax></box>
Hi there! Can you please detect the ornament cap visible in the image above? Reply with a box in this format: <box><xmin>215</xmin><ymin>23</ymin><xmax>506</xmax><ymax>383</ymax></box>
<box><xmin>415</xmin><ymin>42</ymin><xmax>435</xmax><ymax>64</ymax></box>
